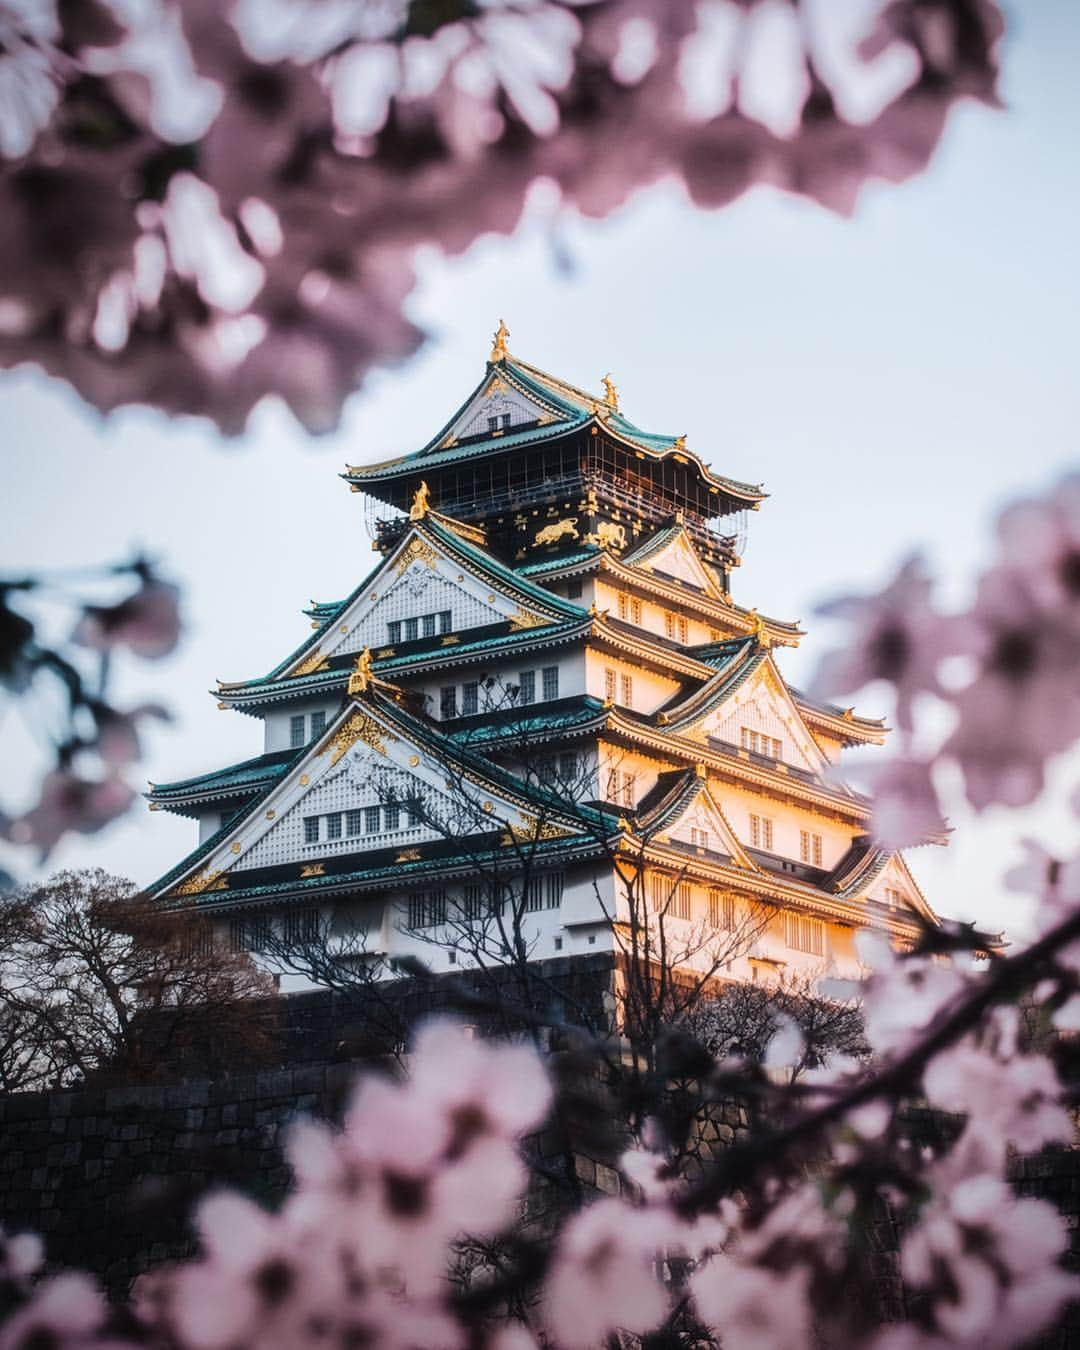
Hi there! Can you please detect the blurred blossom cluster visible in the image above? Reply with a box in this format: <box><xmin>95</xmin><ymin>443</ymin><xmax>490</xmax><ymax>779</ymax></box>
<box><xmin>0</xmin><ymin>559</ymin><xmax>180</xmax><ymax>862</ymax></box>
<box><xmin>811</xmin><ymin>472</ymin><xmax>1080</xmax><ymax>842</ymax></box>
<box><xmin>0</xmin><ymin>0</ymin><xmax>1002</xmax><ymax>434</ymax></box>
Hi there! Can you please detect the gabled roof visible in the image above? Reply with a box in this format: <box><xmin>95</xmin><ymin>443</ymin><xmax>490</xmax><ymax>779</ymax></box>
<box><xmin>151</xmin><ymin>681</ymin><xmax>620</xmax><ymax>901</ymax></box>
<box><xmin>825</xmin><ymin>841</ymin><xmax>938</xmax><ymax>924</ymax></box>
<box><xmin>341</xmin><ymin>353</ymin><xmax>766</xmax><ymax>511</ymax></box>
<box><xmin>632</xmin><ymin>768</ymin><xmax>762</xmax><ymax>872</ymax></box>
<box><xmin>147</xmin><ymin>748</ymin><xmax>299</xmax><ymax>817</ymax></box>
<box><xmin>217</xmin><ymin>515</ymin><xmax>589</xmax><ymax>698</ymax></box>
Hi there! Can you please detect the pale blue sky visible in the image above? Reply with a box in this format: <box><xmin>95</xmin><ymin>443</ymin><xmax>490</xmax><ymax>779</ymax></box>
<box><xmin>2</xmin><ymin>0</ymin><xmax>1078</xmax><ymax>935</ymax></box>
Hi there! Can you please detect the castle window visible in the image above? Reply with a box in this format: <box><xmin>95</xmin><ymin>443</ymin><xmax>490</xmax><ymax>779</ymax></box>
<box><xmin>290</xmin><ymin>715</ymin><xmax>306</xmax><ymax>748</ymax></box>
<box><xmin>488</xmin><ymin>416</ymin><xmax>498</xmax><ymax>432</ymax></box>
<box><xmin>364</xmin><ymin>805</ymin><xmax>380</xmax><ymax>833</ymax></box>
<box><xmin>665</xmin><ymin>613</ymin><xmax>675</xmax><ymax>639</ymax></box>
<box><xmin>631</xmin><ymin>598</ymin><xmax>642</xmax><ymax>624</ymax></box>
<box><xmin>310</xmin><ymin>710</ymin><xmax>327</xmax><ymax>739</ymax></box>
<box><xmin>545</xmin><ymin>872</ymin><xmax>564</xmax><ymax>908</ymax></box>
<box><xmin>519</xmin><ymin>670</ymin><xmax>536</xmax><ymax>705</ymax></box>
<box><xmin>326</xmin><ymin>813</ymin><xmax>342</xmax><ymax>841</ymax></box>
<box><xmin>885</xmin><ymin>887</ymin><xmax>904</xmax><ymax>909</ymax></box>
<box><xmin>559</xmin><ymin>751</ymin><xmax>577</xmax><ymax>781</ymax></box>
<box><xmin>462</xmin><ymin>885</ymin><xmax>485</xmax><ymax>920</ymax></box>
<box><xmin>440</xmin><ymin>686</ymin><xmax>457</xmax><ymax>719</ymax></box>
<box><xmin>691</xmin><ymin>826</ymin><xmax>709</xmax><ymax>851</ymax></box>
<box><xmin>567</xmin><ymin>581</ymin><xmax>582</xmax><ymax>599</ymax></box>
<box><xmin>285</xmin><ymin>909</ymin><xmax>319</xmax><ymax>944</ymax></box>
<box><xmin>605</xmin><ymin>767</ymin><xmax>619</xmax><ymax>801</ymax></box>
<box><xmin>620</xmin><ymin>674</ymin><xmax>633</xmax><ymax>707</ymax></box>
<box><xmin>387</xmin><ymin>621</ymin><xmax>402</xmax><ymax>643</ymax></box>
<box><xmin>649</xmin><ymin>874</ymin><xmax>670</xmax><ymax>913</ymax></box>
<box><xmin>709</xmin><ymin>889</ymin><xmax>735</xmax><ymax>929</ymax></box>
<box><xmin>604</xmin><ymin>668</ymin><xmax>616</xmax><ymax>702</ymax></box>
<box><xmin>502</xmin><ymin>413</ymin><xmax>511</xmax><ymax>429</ymax></box>
<box><xmin>741</xmin><ymin>728</ymin><xmax>782</xmax><ymax>760</ymax></box>
<box><xmin>247</xmin><ymin>916</ymin><xmax>271</xmax><ymax>953</ymax></box>
<box><xmin>539</xmin><ymin>757</ymin><xmax>557</xmax><ymax>787</ymax></box>
<box><xmin>408</xmin><ymin>889</ymin><xmax>447</xmax><ymax>929</ymax></box>
<box><xmin>229</xmin><ymin>918</ymin><xmax>247</xmax><ymax>953</ymax></box>
<box><xmin>462</xmin><ymin>682</ymin><xmax>479</xmax><ymax>715</ymax></box>
<box><xmin>617</xmin><ymin>593</ymin><xmax>628</xmax><ymax>620</ymax></box>
<box><xmin>750</xmin><ymin>814</ymin><xmax>773</xmax><ymax>850</ymax></box>
<box><xmin>678</xmin><ymin>617</ymin><xmax>689</xmax><ymax>644</ymax></box>
<box><xmin>303</xmin><ymin>816</ymin><xmax>320</xmax><ymax>844</ymax></box>
<box><xmin>439</xmin><ymin>610</ymin><xmax>452</xmax><ymax>633</ymax></box>
<box><xmin>346</xmin><ymin>809</ymin><xmax>364</xmax><ymax>836</ymax></box>
<box><xmin>404</xmin><ymin>617</ymin><xmax>419</xmax><ymax>641</ymax></box>
<box><xmin>785</xmin><ymin>913</ymin><xmax>824</xmax><ymax>956</ymax></box>
<box><xmin>542</xmin><ymin>666</ymin><xmax>559</xmax><ymax>700</ymax></box>
<box><xmin>620</xmin><ymin>772</ymin><xmax>636</xmax><ymax>808</ymax></box>
<box><xmin>524</xmin><ymin>877</ymin><xmax>544</xmax><ymax>912</ymax></box>
<box><xmin>384</xmin><ymin>803</ymin><xmax>400</xmax><ymax>831</ymax></box>
<box><xmin>800</xmin><ymin>831</ymin><xmax>823</xmax><ymax>866</ymax></box>
<box><xmin>422</xmin><ymin>613</ymin><xmax>436</xmax><ymax>638</ymax></box>
<box><xmin>406</xmin><ymin>796</ymin><xmax>423</xmax><ymax>827</ymax></box>
<box><xmin>673</xmin><ymin>882</ymin><xmax>692</xmax><ymax>920</ymax></box>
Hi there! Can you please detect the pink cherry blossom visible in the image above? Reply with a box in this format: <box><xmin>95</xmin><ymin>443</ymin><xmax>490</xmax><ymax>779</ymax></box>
<box><xmin>865</xmin><ymin>755</ymin><xmax>948</xmax><ymax>851</ymax></box>
<box><xmin>811</xmin><ymin>555</ymin><xmax>950</xmax><ymax>734</ymax></box>
<box><xmin>4</xmin><ymin>769</ymin><xmax>135</xmax><ymax>856</ymax></box>
<box><xmin>691</xmin><ymin>1257</ymin><xmax>812</xmax><ymax>1350</ymax></box>
<box><xmin>92</xmin><ymin>702</ymin><xmax>171</xmax><ymax>768</ymax></box>
<box><xmin>544</xmin><ymin>1199</ymin><xmax>671</xmax><ymax>1348</ymax></box>
<box><xmin>73</xmin><ymin>578</ymin><xmax>181</xmax><ymax>660</ymax></box>
<box><xmin>0</xmin><ymin>1272</ymin><xmax>108</xmax><ymax>1350</ymax></box>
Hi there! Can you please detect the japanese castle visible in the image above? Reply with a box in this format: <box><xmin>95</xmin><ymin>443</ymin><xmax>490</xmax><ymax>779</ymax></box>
<box><xmin>148</xmin><ymin>325</ymin><xmax>939</xmax><ymax>990</ymax></box>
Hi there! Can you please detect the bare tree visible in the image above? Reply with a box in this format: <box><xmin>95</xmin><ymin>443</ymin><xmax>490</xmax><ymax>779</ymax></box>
<box><xmin>0</xmin><ymin>868</ymin><xmax>277</xmax><ymax>1088</ymax></box>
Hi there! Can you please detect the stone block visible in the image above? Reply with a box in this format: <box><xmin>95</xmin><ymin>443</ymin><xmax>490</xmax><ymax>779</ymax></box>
<box><xmin>595</xmin><ymin>1164</ymin><xmax>620</xmax><ymax>1195</ymax></box>
<box><xmin>573</xmin><ymin>1155</ymin><xmax>596</xmax><ymax>1186</ymax></box>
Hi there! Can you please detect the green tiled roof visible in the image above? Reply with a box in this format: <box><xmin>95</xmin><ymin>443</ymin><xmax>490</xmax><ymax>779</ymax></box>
<box><xmin>148</xmin><ymin>748</ymin><xmax>298</xmax><ymax>801</ymax></box>
<box><xmin>342</xmin><ymin>356</ymin><xmax>766</xmax><ymax>506</ymax></box>
<box><xmin>516</xmin><ymin>549</ymin><xmax>601</xmax><ymax>577</ymax></box>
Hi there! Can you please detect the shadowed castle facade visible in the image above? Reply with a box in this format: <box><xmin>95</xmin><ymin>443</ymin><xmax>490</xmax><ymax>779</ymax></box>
<box><xmin>147</xmin><ymin>326</ymin><xmax>940</xmax><ymax>990</ymax></box>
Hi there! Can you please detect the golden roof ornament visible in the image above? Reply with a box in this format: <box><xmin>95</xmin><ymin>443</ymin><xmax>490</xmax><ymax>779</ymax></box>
<box><xmin>490</xmin><ymin>318</ymin><xmax>510</xmax><ymax>362</ymax></box>
<box><xmin>409</xmin><ymin>480</ymin><xmax>431</xmax><ymax>521</ymax></box>
<box><xmin>348</xmin><ymin>647</ymin><xmax>374</xmax><ymax>697</ymax></box>
<box><xmin>673</xmin><ymin>434</ymin><xmax>687</xmax><ymax>451</ymax></box>
<box><xmin>601</xmin><ymin>373</ymin><xmax>619</xmax><ymax>412</ymax></box>
<box><xmin>748</xmin><ymin>609</ymin><xmax>772</xmax><ymax>649</ymax></box>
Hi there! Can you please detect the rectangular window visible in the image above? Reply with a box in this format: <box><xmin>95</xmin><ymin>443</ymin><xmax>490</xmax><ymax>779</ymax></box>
<box><xmin>364</xmin><ymin>805</ymin><xmax>381</xmax><ymax>833</ymax></box>
<box><xmin>785</xmin><ymin>913</ymin><xmax>825</xmax><ymax>956</ymax></box>
<box><xmin>462</xmin><ymin>885</ymin><xmax>485</xmax><ymax>920</ymax></box>
<box><xmin>539</xmin><ymin>757</ymin><xmax>557</xmax><ymax>787</ymax></box>
<box><xmin>285</xmin><ymin>908</ymin><xmax>319</xmax><ymax>944</ymax></box>
<box><xmin>605</xmin><ymin>767</ymin><xmax>619</xmax><ymax>801</ymax></box>
<box><xmin>763</xmin><ymin>818</ymin><xmax>774</xmax><ymax>850</ymax></box>
<box><xmin>326</xmin><ymin>813</ymin><xmax>342</xmax><ymax>841</ymax></box>
<box><xmin>542</xmin><ymin>666</ymin><xmax>559</xmax><ymax>701</ymax></box>
<box><xmin>617</xmin><ymin>593</ymin><xmax>628</xmax><ymax>620</ymax></box>
<box><xmin>664</xmin><ymin>612</ymin><xmax>675</xmax><ymax>639</ymax></box>
<box><xmin>303</xmin><ymin>816</ymin><xmax>319</xmax><ymax>844</ymax></box>
<box><xmin>678</xmin><ymin>617</ymin><xmax>689</xmax><ymax>644</ymax></box>
<box><xmin>519</xmin><ymin>670</ymin><xmax>536</xmax><ymax>705</ymax></box>
<box><xmin>439</xmin><ymin>610</ymin><xmax>452</xmax><ymax>634</ymax></box>
<box><xmin>709</xmin><ymin>889</ymin><xmax>735</xmax><ymax>930</ymax></box>
<box><xmin>691</xmin><ymin>826</ymin><xmax>709</xmax><ymax>851</ymax></box>
<box><xmin>229</xmin><ymin>918</ymin><xmax>247</xmax><ymax>953</ymax></box>
<box><xmin>501</xmin><ymin>413</ymin><xmax>511</xmax><ymax>429</ymax></box>
<box><xmin>404</xmin><ymin>617</ymin><xmax>419</xmax><ymax>641</ymax></box>
<box><xmin>620</xmin><ymin>674</ymin><xmax>633</xmax><ymax>707</ymax></box>
<box><xmin>290</xmin><ymin>715</ymin><xmax>306</xmax><ymax>748</ymax></box>
<box><xmin>408</xmin><ymin>889</ymin><xmax>447</xmax><ymax>929</ymax></box>
<box><xmin>310</xmin><ymin>709</ymin><xmax>327</xmax><ymax>738</ymax></box>
<box><xmin>800</xmin><ymin>831</ymin><xmax>823</xmax><ymax>866</ymax></box>
<box><xmin>545</xmin><ymin>872</ymin><xmax>564</xmax><ymax>909</ymax></box>
<box><xmin>523</xmin><ymin>877</ymin><xmax>544</xmax><ymax>912</ymax></box>
<box><xmin>649</xmin><ymin>874</ymin><xmax>669</xmax><ymax>913</ymax></box>
<box><xmin>631</xmin><ymin>598</ymin><xmax>642</xmax><ymax>624</ymax></box>
<box><xmin>673</xmin><ymin>882</ymin><xmax>692</xmax><ymax>920</ymax></box>
<box><xmin>422</xmin><ymin>613</ymin><xmax>436</xmax><ymax>638</ymax></box>
<box><xmin>440</xmin><ymin>686</ymin><xmax>457</xmax><ymax>719</ymax></box>
<box><xmin>488</xmin><ymin>415</ymin><xmax>498</xmax><ymax>432</ymax></box>
<box><xmin>462</xmin><ymin>682</ymin><xmax>479</xmax><ymax>715</ymax></box>
<box><xmin>566</xmin><ymin>581</ymin><xmax>582</xmax><ymax>599</ymax></box>
<box><xmin>387</xmin><ymin>621</ymin><xmax>401</xmax><ymax>644</ymax></box>
<box><xmin>346</xmin><ymin>809</ymin><xmax>364</xmax><ymax>836</ymax></box>
<box><xmin>750</xmin><ymin>813</ymin><xmax>760</xmax><ymax>847</ymax></box>
<box><xmin>247</xmin><ymin>916</ymin><xmax>271</xmax><ymax>954</ymax></box>
<box><xmin>621</xmin><ymin>772</ymin><xmax>635</xmax><ymax>808</ymax></box>
<box><xmin>384</xmin><ymin>803</ymin><xmax>400</xmax><ymax>831</ymax></box>
<box><xmin>885</xmin><ymin>887</ymin><xmax>903</xmax><ymax>909</ymax></box>
<box><xmin>604</xmin><ymin>668</ymin><xmax>616</xmax><ymax>703</ymax></box>
<box><xmin>559</xmin><ymin>751</ymin><xmax>577</xmax><ymax>782</ymax></box>
<box><xmin>406</xmin><ymin>796</ymin><xmax>423</xmax><ymax>827</ymax></box>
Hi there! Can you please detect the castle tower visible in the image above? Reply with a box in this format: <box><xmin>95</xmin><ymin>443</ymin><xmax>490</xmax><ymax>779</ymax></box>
<box><xmin>147</xmin><ymin>330</ymin><xmax>940</xmax><ymax>992</ymax></box>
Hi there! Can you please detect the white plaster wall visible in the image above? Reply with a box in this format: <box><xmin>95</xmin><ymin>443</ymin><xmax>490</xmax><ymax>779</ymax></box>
<box><xmin>264</xmin><ymin>700</ymin><xmax>342</xmax><ymax>753</ymax></box>
<box><xmin>709</xmin><ymin>778</ymin><xmax>855</xmax><ymax>869</ymax></box>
